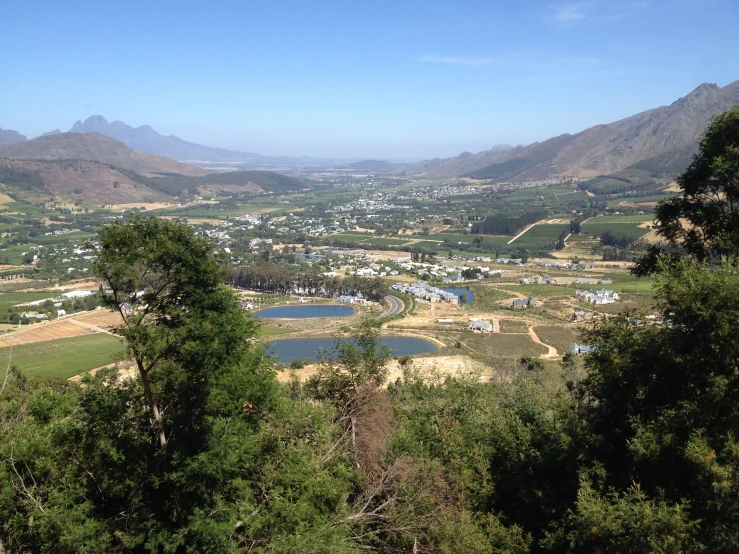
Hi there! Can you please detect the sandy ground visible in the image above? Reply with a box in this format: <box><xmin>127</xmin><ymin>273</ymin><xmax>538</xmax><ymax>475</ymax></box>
<box><xmin>276</xmin><ymin>354</ymin><xmax>487</xmax><ymax>384</ymax></box>
<box><xmin>0</xmin><ymin>192</ymin><xmax>18</xmax><ymax>205</ymax></box>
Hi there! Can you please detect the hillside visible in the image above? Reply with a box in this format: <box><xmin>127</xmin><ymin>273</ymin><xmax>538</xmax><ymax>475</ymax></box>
<box><xmin>0</xmin><ymin>128</ymin><xmax>27</xmax><ymax>146</ymax></box>
<box><xmin>0</xmin><ymin>158</ymin><xmax>169</xmax><ymax>204</ymax></box>
<box><xmin>402</xmin><ymin>81</ymin><xmax>739</xmax><ymax>181</ymax></box>
<box><xmin>0</xmin><ymin>133</ymin><xmax>208</xmax><ymax>178</ymax></box>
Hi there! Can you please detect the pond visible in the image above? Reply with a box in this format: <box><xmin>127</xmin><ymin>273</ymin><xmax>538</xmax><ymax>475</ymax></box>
<box><xmin>441</xmin><ymin>287</ymin><xmax>476</xmax><ymax>304</ymax></box>
<box><xmin>267</xmin><ymin>337</ymin><xmax>438</xmax><ymax>364</ymax></box>
<box><xmin>255</xmin><ymin>305</ymin><xmax>356</xmax><ymax>319</ymax></box>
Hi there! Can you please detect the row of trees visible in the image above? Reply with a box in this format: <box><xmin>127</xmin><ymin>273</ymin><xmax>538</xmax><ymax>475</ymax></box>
<box><xmin>228</xmin><ymin>262</ymin><xmax>388</xmax><ymax>301</ymax></box>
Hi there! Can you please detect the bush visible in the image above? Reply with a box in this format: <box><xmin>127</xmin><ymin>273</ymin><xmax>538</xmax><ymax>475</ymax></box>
<box><xmin>290</xmin><ymin>359</ymin><xmax>305</xmax><ymax>369</ymax></box>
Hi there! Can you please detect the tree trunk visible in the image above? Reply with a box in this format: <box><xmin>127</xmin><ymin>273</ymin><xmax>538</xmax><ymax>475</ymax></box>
<box><xmin>139</xmin><ymin>362</ymin><xmax>167</xmax><ymax>450</ymax></box>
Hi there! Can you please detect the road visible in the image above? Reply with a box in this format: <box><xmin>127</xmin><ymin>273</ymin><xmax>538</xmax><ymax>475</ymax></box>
<box><xmin>380</xmin><ymin>295</ymin><xmax>404</xmax><ymax>318</ymax></box>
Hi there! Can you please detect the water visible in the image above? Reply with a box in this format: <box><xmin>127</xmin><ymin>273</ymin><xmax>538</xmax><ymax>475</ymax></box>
<box><xmin>267</xmin><ymin>337</ymin><xmax>437</xmax><ymax>364</ymax></box>
<box><xmin>255</xmin><ymin>305</ymin><xmax>356</xmax><ymax>319</ymax></box>
<box><xmin>441</xmin><ymin>287</ymin><xmax>476</xmax><ymax>304</ymax></box>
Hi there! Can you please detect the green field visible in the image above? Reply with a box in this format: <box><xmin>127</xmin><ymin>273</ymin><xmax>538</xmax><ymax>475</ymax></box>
<box><xmin>429</xmin><ymin>233</ymin><xmax>510</xmax><ymax>245</ymax></box>
<box><xmin>587</xmin><ymin>214</ymin><xmax>655</xmax><ymax>223</ymax></box>
<box><xmin>0</xmin><ymin>291</ymin><xmax>59</xmax><ymax>313</ymax></box>
<box><xmin>358</xmin><ymin>237</ymin><xmax>412</xmax><ymax>246</ymax></box>
<box><xmin>510</xmin><ymin>224</ymin><xmax>569</xmax><ymax>244</ymax></box>
<box><xmin>257</xmin><ymin>325</ymin><xmax>298</xmax><ymax>337</ymax></box>
<box><xmin>534</xmin><ymin>326</ymin><xmax>580</xmax><ymax>353</ymax></box>
<box><xmin>0</xmin><ymin>334</ymin><xmax>126</xmax><ymax>379</ymax></box>
<box><xmin>579</xmin><ymin>222</ymin><xmax>649</xmax><ymax>242</ymax></box>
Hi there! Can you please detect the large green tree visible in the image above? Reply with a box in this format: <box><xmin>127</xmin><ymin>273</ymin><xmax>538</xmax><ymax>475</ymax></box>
<box><xmin>636</xmin><ymin>106</ymin><xmax>739</xmax><ymax>273</ymax></box>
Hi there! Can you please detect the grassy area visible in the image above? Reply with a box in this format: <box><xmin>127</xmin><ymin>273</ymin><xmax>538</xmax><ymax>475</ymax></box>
<box><xmin>0</xmin><ymin>291</ymin><xmax>59</xmax><ymax>314</ymax></box>
<box><xmin>358</xmin><ymin>237</ymin><xmax>411</xmax><ymax>246</ymax></box>
<box><xmin>257</xmin><ymin>325</ymin><xmax>298</xmax><ymax>337</ymax></box>
<box><xmin>497</xmin><ymin>284</ymin><xmax>571</xmax><ymax>299</ymax></box>
<box><xmin>465</xmin><ymin>283</ymin><xmax>512</xmax><ymax>311</ymax></box>
<box><xmin>465</xmin><ymin>331</ymin><xmax>548</xmax><ymax>359</ymax></box>
<box><xmin>588</xmin><ymin>214</ymin><xmax>655</xmax><ymax>223</ymax></box>
<box><xmin>499</xmin><ymin>319</ymin><xmax>529</xmax><ymax>333</ymax></box>
<box><xmin>580</xmin><ymin>222</ymin><xmax>649</xmax><ymax>242</ymax></box>
<box><xmin>0</xmin><ymin>334</ymin><xmax>126</xmax><ymax>379</ymax></box>
<box><xmin>510</xmin><ymin>223</ymin><xmax>569</xmax><ymax>244</ymax></box>
<box><xmin>534</xmin><ymin>325</ymin><xmax>581</xmax><ymax>352</ymax></box>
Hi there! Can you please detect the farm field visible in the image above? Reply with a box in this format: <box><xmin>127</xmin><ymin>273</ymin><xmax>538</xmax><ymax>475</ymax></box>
<box><xmin>579</xmin><ymin>222</ymin><xmax>649</xmax><ymax>242</ymax></box>
<box><xmin>0</xmin><ymin>318</ymin><xmax>98</xmax><ymax>347</ymax></box>
<box><xmin>499</xmin><ymin>319</ymin><xmax>529</xmax><ymax>333</ymax></box>
<box><xmin>510</xmin><ymin>223</ymin><xmax>569</xmax><ymax>244</ymax></box>
<box><xmin>0</xmin><ymin>333</ymin><xmax>125</xmax><ymax>379</ymax></box>
<box><xmin>0</xmin><ymin>291</ymin><xmax>60</xmax><ymax>313</ymax></box>
<box><xmin>587</xmin><ymin>214</ymin><xmax>655</xmax><ymax>223</ymax></box>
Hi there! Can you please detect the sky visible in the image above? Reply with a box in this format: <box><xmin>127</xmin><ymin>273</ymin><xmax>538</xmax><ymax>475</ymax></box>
<box><xmin>2</xmin><ymin>0</ymin><xmax>738</xmax><ymax>160</ymax></box>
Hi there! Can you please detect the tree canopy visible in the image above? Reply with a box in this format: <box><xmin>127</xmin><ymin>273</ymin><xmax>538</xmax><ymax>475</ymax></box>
<box><xmin>636</xmin><ymin>106</ymin><xmax>739</xmax><ymax>273</ymax></box>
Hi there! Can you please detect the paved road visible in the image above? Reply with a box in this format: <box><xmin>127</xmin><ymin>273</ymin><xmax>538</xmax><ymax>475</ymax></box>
<box><xmin>380</xmin><ymin>295</ymin><xmax>404</xmax><ymax>318</ymax></box>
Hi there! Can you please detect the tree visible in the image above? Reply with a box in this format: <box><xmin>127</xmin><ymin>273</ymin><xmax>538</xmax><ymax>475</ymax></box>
<box><xmin>576</xmin><ymin>260</ymin><xmax>739</xmax><ymax>551</ymax></box>
<box><xmin>90</xmin><ymin>215</ymin><xmax>259</xmax><ymax>453</ymax></box>
<box><xmin>636</xmin><ymin>107</ymin><xmax>739</xmax><ymax>273</ymax></box>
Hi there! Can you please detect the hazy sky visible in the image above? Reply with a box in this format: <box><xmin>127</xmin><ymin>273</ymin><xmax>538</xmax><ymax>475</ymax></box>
<box><xmin>2</xmin><ymin>0</ymin><xmax>738</xmax><ymax>160</ymax></box>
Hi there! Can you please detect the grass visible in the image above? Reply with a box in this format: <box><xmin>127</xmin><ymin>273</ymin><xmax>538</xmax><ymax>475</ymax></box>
<box><xmin>587</xmin><ymin>214</ymin><xmax>655</xmax><ymax>223</ymax></box>
<box><xmin>465</xmin><ymin>332</ymin><xmax>548</xmax><ymax>359</ymax></box>
<box><xmin>534</xmin><ymin>326</ymin><xmax>581</xmax><ymax>352</ymax></box>
<box><xmin>499</xmin><ymin>319</ymin><xmax>529</xmax><ymax>333</ymax></box>
<box><xmin>257</xmin><ymin>325</ymin><xmax>298</xmax><ymax>337</ymax></box>
<box><xmin>510</xmin><ymin>224</ymin><xmax>569</xmax><ymax>244</ymax></box>
<box><xmin>497</xmin><ymin>284</ymin><xmax>571</xmax><ymax>299</ymax></box>
<box><xmin>0</xmin><ymin>291</ymin><xmax>59</xmax><ymax>314</ymax></box>
<box><xmin>0</xmin><ymin>334</ymin><xmax>126</xmax><ymax>379</ymax></box>
<box><xmin>580</xmin><ymin>222</ymin><xmax>649</xmax><ymax>243</ymax></box>
<box><xmin>465</xmin><ymin>283</ymin><xmax>512</xmax><ymax>311</ymax></box>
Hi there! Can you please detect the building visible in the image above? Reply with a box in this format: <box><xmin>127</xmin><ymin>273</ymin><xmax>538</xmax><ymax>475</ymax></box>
<box><xmin>570</xmin><ymin>343</ymin><xmax>597</xmax><ymax>355</ymax></box>
<box><xmin>468</xmin><ymin>319</ymin><xmax>493</xmax><ymax>333</ymax></box>
<box><xmin>512</xmin><ymin>297</ymin><xmax>538</xmax><ymax>309</ymax></box>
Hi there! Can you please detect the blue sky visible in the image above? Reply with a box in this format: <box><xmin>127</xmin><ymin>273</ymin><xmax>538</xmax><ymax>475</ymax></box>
<box><xmin>2</xmin><ymin>0</ymin><xmax>738</xmax><ymax>160</ymax></box>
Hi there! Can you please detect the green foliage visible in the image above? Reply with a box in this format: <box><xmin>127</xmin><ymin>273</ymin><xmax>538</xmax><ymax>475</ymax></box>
<box><xmin>642</xmin><ymin>106</ymin><xmax>739</xmax><ymax>270</ymax></box>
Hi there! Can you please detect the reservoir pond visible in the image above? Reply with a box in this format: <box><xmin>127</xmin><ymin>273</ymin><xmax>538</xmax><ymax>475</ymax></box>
<box><xmin>256</xmin><ymin>305</ymin><xmax>356</xmax><ymax>319</ymax></box>
<box><xmin>268</xmin><ymin>337</ymin><xmax>438</xmax><ymax>364</ymax></box>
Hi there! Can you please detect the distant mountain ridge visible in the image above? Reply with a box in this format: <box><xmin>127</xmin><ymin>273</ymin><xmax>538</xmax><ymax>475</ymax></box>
<box><xmin>0</xmin><ymin>128</ymin><xmax>27</xmax><ymax>146</ymax></box>
<box><xmin>0</xmin><ymin>132</ymin><xmax>305</xmax><ymax>203</ymax></box>
<box><xmin>66</xmin><ymin>116</ymin><xmax>340</xmax><ymax>166</ymax></box>
<box><xmin>401</xmin><ymin>81</ymin><xmax>739</xmax><ymax>181</ymax></box>
<box><xmin>0</xmin><ymin>132</ymin><xmax>208</xmax><ymax>178</ymax></box>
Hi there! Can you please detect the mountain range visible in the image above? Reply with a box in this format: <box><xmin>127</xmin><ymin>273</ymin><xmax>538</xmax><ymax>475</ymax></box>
<box><xmin>0</xmin><ymin>133</ymin><xmax>306</xmax><ymax>203</ymax></box>
<box><xmin>399</xmin><ymin>81</ymin><xmax>739</xmax><ymax>181</ymax></box>
<box><xmin>0</xmin><ymin>128</ymin><xmax>27</xmax><ymax>146</ymax></box>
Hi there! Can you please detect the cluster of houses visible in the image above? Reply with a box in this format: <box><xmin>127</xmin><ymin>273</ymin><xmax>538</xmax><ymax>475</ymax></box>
<box><xmin>337</xmin><ymin>295</ymin><xmax>369</xmax><ymax>304</ymax></box>
<box><xmin>391</xmin><ymin>282</ymin><xmax>462</xmax><ymax>304</ymax></box>
<box><xmin>519</xmin><ymin>276</ymin><xmax>614</xmax><ymax>286</ymax></box>
<box><xmin>575</xmin><ymin>289</ymin><xmax>620</xmax><ymax>305</ymax></box>
<box><xmin>535</xmin><ymin>261</ymin><xmax>594</xmax><ymax>270</ymax></box>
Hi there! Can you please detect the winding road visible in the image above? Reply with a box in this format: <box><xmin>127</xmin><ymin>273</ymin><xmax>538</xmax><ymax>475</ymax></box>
<box><xmin>380</xmin><ymin>295</ymin><xmax>404</xmax><ymax>318</ymax></box>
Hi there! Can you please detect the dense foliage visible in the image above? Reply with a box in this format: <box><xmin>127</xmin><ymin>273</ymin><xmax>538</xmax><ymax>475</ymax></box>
<box><xmin>3</xmin><ymin>215</ymin><xmax>739</xmax><ymax>552</ymax></box>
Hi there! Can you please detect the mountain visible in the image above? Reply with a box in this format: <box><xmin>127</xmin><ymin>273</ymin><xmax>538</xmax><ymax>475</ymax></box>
<box><xmin>0</xmin><ymin>132</ymin><xmax>208</xmax><ymax>178</ymax></box>
<box><xmin>345</xmin><ymin>160</ymin><xmax>406</xmax><ymax>171</ymax></box>
<box><xmin>397</xmin><ymin>145</ymin><xmax>514</xmax><ymax>177</ymax></box>
<box><xmin>66</xmin><ymin>115</ymin><xmax>337</xmax><ymax>166</ymax></box>
<box><xmin>0</xmin><ymin>128</ymin><xmax>27</xmax><ymax>146</ymax></box>
<box><xmin>0</xmin><ymin>133</ymin><xmax>305</xmax><ymax>203</ymax></box>
<box><xmin>402</xmin><ymin>81</ymin><xmax>739</xmax><ymax>181</ymax></box>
